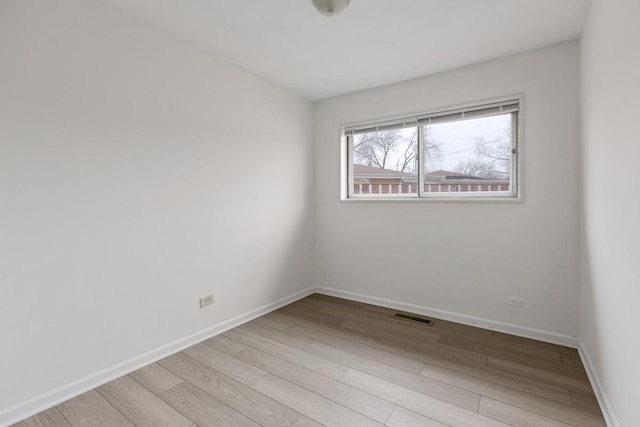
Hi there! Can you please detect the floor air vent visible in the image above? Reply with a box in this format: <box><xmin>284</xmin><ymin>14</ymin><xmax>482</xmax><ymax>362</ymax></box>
<box><xmin>393</xmin><ymin>313</ymin><xmax>434</xmax><ymax>326</ymax></box>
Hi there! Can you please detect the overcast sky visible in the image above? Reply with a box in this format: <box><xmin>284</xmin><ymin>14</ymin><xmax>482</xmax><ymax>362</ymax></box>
<box><xmin>426</xmin><ymin>113</ymin><xmax>511</xmax><ymax>172</ymax></box>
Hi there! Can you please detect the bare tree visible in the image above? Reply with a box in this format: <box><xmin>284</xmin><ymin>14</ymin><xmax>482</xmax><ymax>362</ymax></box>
<box><xmin>474</xmin><ymin>128</ymin><xmax>512</xmax><ymax>175</ymax></box>
<box><xmin>455</xmin><ymin>129</ymin><xmax>511</xmax><ymax>179</ymax></box>
<box><xmin>354</xmin><ymin>129</ymin><xmax>439</xmax><ymax>174</ymax></box>
<box><xmin>423</xmin><ymin>133</ymin><xmax>440</xmax><ymax>166</ymax></box>
<box><xmin>354</xmin><ymin>130</ymin><xmax>417</xmax><ymax>172</ymax></box>
<box><xmin>455</xmin><ymin>158</ymin><xmax>490</xmax><ymax>176</ymax></box>
<box><xmin>450</xmin><ymin>128</ymin><xmax>512</xmax><ymax>179</ymax></box>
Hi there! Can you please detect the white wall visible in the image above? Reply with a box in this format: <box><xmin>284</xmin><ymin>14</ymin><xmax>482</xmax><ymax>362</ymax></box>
<box><xmin>315</xmin><ymin>42</ymin><xmax>581</xmax><ymax>338</ymax></box>
<box><xmin>580</xmin><ymin>0</ymin><xmax>640</xmax><ymax>425</ymax></box>
<box><xmin>0</xmin><ymin>0</ymin><xmax>313</xmax><ymax>415</ymax></box>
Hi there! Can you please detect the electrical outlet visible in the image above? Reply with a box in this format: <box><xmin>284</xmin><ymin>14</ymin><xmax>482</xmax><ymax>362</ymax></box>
<box><xmin>505</xmin><ymin>296</ymin><xmax>523</xmax><ymax>308</ymax></box>
<box><xmin>199</xmin><ymin>294</ymin><xmax>214</xmax><ymax>308</ymax></box>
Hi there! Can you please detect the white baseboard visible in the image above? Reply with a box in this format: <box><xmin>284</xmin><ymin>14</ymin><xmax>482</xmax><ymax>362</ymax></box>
<box><xmin>315</xmin><ymin>286</ymin><xmax>579</xmax><ymax>348</ymax></box>
<box><xmin>3</xmin><ymin>285</ymin><xmax>604</xmax><ymax>427</ymax></box>
<box><xmin>578</xmin><ymin>341</ymin><xmax>619</xmax><ymax>427</ymax></box>
<box><xmin>0</xmin><ymin>287</ymin><xmax>315</xmax><ymax>427</ymax></box>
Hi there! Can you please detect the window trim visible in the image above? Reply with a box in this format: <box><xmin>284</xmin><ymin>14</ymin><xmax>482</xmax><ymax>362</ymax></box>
<box><xmin>341</xmin><ymin>95</ymin><xmax>523</xmax><ymax>202</ymax></box>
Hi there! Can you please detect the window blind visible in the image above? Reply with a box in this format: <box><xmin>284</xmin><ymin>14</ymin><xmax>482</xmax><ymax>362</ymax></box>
<box><xmin>344</xmin><ymin>99</ymin><xmax>519</xmax><ymax>136</ymax></box>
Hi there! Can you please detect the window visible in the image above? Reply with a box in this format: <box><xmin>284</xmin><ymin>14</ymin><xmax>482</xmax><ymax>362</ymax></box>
<box><xmin>343</xmin><ymin>96</ymin><xmax>521</xmax><ymax>201</ymax></box>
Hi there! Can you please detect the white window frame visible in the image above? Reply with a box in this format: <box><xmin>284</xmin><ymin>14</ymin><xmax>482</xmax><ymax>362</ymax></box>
<box><xmin>341</xmin><ymin>95</ymin><xmax>523</xmax><ymax>202</ymax></box>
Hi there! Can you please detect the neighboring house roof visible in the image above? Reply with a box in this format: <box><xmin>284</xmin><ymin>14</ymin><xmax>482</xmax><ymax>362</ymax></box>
<box><xmin>425</xmin><ymin>170</ymin><xmax>463</xmax><ymax>177</ymax></box>
<box><xmin>425</xmin><ymin>170</ymin><xmax>488</xmax><ymax>180</ymax></box>
<box><xmin>354</xmin><ymin>166</ymin><xmax>501</xmax><ymax>181</ymax></box>
<box><xmin>353</xmin><ymin>164</ymin><xmax>415</xmax><ymax>178</ymax></box>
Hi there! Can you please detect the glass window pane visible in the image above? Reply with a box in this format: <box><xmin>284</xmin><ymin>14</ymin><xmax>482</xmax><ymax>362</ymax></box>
<box><xmin>352</xmin><ymin>128</ymin><xmax>418</xmax><ymax>196</ymax></box>
<box><xmin>423</xmin><ymin>113</ymin><xmax>512</xmax><ymax>194</ymax></box>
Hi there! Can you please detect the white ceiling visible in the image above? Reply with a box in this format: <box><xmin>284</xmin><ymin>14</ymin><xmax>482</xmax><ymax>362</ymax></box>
<box><xmin>102</xmin><ymin>0</ymin><xmax>592</xmax><ymax>100</ymax></box>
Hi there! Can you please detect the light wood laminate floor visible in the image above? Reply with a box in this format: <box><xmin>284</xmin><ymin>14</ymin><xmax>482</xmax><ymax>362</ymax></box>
<box><xmin>15</xmin><ymin>294</ymin><xmax>605</xmax><ymax>427</ymax></box>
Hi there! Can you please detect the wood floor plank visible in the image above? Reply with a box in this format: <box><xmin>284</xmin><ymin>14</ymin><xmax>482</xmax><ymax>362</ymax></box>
<box><xmin>307</xmin><ymin>295</ymin><xmax>488</xmax><ymax>341</ymax></box>
<box><xmin>570</xmin><ymin>391</ymin><xmax>602</xmax><ymax>414</ymax></box>
<box><xmin>315</xmin><ymin>303</ymin><xmax>404</xmax><ymax>326</ymax></box>
<box><xmin>490</xmin><ymin>331</ymin><xmax>571</xmax><ymax>353</ymax></box>
<box><xmin>486</xmin><ymin>356</ymin><xmax>593</xmax><ymax>394</ymax></box>
<box><xmin>341</xmin><ymin>369</ymin><xmax>510</xmax><ymax>427</ymax></box>
<box><xmin>291</xmin><ymin>415</ymin><xmax>325</xmax><ymax>426</ymax></box>
<box><xmin>492</xmin><ymin>389</ymin><xmax>605</xmax><ymax>427</ymax></box>
<box><xmin>561</xmin><ymin>351</ymin><xmax>586</xmax><ymax>368</ymax></box>
<box><xmin>270</xmin><ymin>309</ymin><xmax>381</xmax><ymax>347</ymax></box>
<box><xmin>158</xmin><ymin>352</ymin><xmax>300</xmax><ymax>427</ymax></box>
<box><xmin>397</xmin><ymin>318</ymin><xmax>493</xmax><ymax>338</ymax></box>
<box><xmin>330</xmin><ymin>310</ymin><xmax>445</xmax><ymax>341</ymax></box>
<box><xmin>357</xmin><ymin>302</ymin><xmax>399</xmax><ymax>315</ymax></box>
<box><xmin>13</xmin><ymin>407</ymin><xmax>71</xmax><ymax>427</ymax></box>
<box><xmin>375</xmin><ymin>337</ymin><xmax>488</xmax><ymax>367</ymax></box>
<box><xmin>487</xmin><ymin>349</ymin><xmax>588</xmax><ymax>379</ymax></box>
<box><xmin>203</xmin><ymin>335</ymin><xmax>248</xmax><ymax>356</ymax></box>
<box><xmin>159</xmin><ymin>382</ymin><xmax>261</xmax><ymax>427</ymax></box>
<box><xmin>57</xmin><ymin>390</ymin><xmax>134</xmax><ymax>427</ymax></box>
<box><xmin>235</xmin><ymin>346</ymin><xmax>395</xmax><ymax>423</ymax></box>
<box><xmin>438</xmin><ymin>335</ymin><xmax>588</xmax><ymax>380</ymax></box>
<box><xmin>18</xmin><ymin>294</ymin><xmax>604</xmax><ymax>427</ymax></box>
<box><xmin>342</xmin><ymin>299</ymin><xmax>418</xmax><ymax>318</ymax></box>
<box><xmin>183</xmin><ymin>343</ymin><xmax>267</xmax><ymax>386</ymax></box>
<box><xmin>442</xmin><ymin>331</ymin><xmax>566</xmax><ymax>361</ymax></box>
<box><xmin>340</xmin><ymin>319</ymin><xmax>441</xmax><ymax>343</ymax></box>
<box><xmin>309</xmin><ymin>295</ymin><xmax>407</xmax><ymax>320</ymax></box>
<box><xmin>293</xmin><ymin>296</ymin><xmax>333</xmax><ymax>311</ymax></box>
<box><xmin>303</xmin><ymin>341</ymin><xmax>481</xmax><ymax>412</ymax></box>
<box><xmin>302</xmin><ymin>301</ymin><xmax>492</xmax><ymax>344</ymax></box>
<box><xmin>389</xmin><ymin>309</ymin><xmax>495</xmax><ymax>337</ymax></box>
<box><xmin>418</xmin><ymin>361</ymin><xmax>605</xmax><ymax>427</ymax></box>
<box><xmin>280</xmin><ymin>305</ymin><xmax>348</xmax><ymax>328</ymax></box>
<box><xmin>502</xmin><ymin>352</ymin><xmax>588</xmax><ymax>379</ymax></box>
<box><xmin>252</xmin><ymin>374</ymin><xmax>386</xmax><ymax>427</ymax></box>
<box><xmin>374</xmin><ymin>329</ymin><xmax>492</xmax><ymax>363</ymax></box>
<box><xmin>129</xmin><ymin>363</ymin><xmax>184</xmax><ymax>395</ymax></box>
<box><xmin>557</xmin><ymin>346</ymin><xmax>581</xmax><ymax>356</ymax></box>
<box><xmin>283</xmin><ymin>323</ymin><xmax>425</xmax><ymax>374</ymax></box>
<box><xmin>252</xmin><ymin>315</ymin><xmax>294</xmax><ymax>330</ymax></box>
<box><xmin>241</xmin><ymin>320</ymin><xmax>314</xmax><ymax>350</ymax></box>
<box><xmin>420</xmin><ymin>355</ymin><xmax>573</xmax><ymax>405</ymax></box>
<box><xmin>310</xmin><ymin>301</ymin><xmax>484</xmax><ymax>343</ymax></box>
<box><xmin>438</xmin><ymin>334</ymin><xmax>563</xmax><ymax>363</ymax></box>
<box><xmin>479</xmin><ymin>397</ymin><xmax>574</xmax><ymax>427</ymax></box>
<box><xmin>97</xmin><ymin>375</ymin><xmax>194</xmax><ymax>427</ymax></box>
<box><xmin>385</xmin><ymin>406</ymin><xmax>449</xmax><ymax>427</ymax></box>
<box><xmin>223</xmin><ymin>327</ymin><xmax>349</xmax><ymax>380</ymax></box>
<box><xmin>428</xmin><ymin>359</ymin><xmax>568</xmax><ymax>405</ymax></box>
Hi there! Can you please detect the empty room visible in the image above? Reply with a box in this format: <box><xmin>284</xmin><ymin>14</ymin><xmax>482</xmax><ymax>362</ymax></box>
<box><xmin>1</xmin><ymin>0</ymin><xmax>638</xmax><ymax>426</ymax></box>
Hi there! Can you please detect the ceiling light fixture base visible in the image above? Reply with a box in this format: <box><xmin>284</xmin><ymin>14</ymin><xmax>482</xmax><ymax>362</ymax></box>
<box><xmin>312</xmin><ymin>0</ymin><xmax>350</xmax><ymax>17</ymax></box>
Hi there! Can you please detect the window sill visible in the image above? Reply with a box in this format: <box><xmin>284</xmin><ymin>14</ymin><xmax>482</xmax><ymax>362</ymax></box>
<box><xmin>341</xmin><ymin>195</ymin><xmax>523</xmax><ymax>203</ymax></box>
